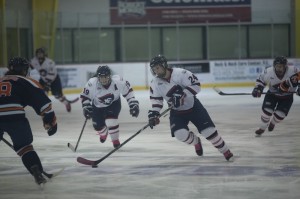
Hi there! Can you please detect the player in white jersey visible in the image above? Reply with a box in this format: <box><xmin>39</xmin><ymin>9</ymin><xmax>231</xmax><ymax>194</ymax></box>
<box><xmin>30</xmin><ymin>48</ymin><xmax>74</xmax><ymax>112</ymax></box>
<box><xmin>80</xmin><ymin>65</ymin><xmax>139</xmax><ymax>148</ymax></box>
<box><xmin>148</xmin><ymin>55</ymin><xmax>234</xmax><ymax>161</ymax></box>
<box><xmin>252</xmin><ymin>56</ymin><xmax>299</xmax><ymax>136</ymax></box>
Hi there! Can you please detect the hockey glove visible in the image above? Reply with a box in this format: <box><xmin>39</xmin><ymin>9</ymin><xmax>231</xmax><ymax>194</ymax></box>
<box><xmin>252</xmin><ymin>85</ymin><xmax>264</xmax><ymax>98</ymax></box>
<box><xmin>43</xmin><ymin>115</ymin><xmax>57</xmax><ymax>136</ymax></box>
<box><xmin>83</xmin><ymin>104</ymin><xmax>93</xmax><ymax>119</ymax></box>
<box><xmin>129</xmin><ymin>100</ymin><xmax>140</xmax><ymax>117</ymax></box>
<box><xmin>148</xmin><ymin>110</ymin><xmax>160</xmax><ymax>129</ymax></box>
<box><xmin>44</xmin><ymin>117</ymin><xmax>57</xmax><ymax>136</ymax></box>
<box><xmin>47</xmin><ymin>123</ymin><xmax>57</xmax><ymax>136</ymax></box>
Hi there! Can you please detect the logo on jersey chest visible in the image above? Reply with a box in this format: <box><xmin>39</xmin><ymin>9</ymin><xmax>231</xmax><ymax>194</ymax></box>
<box><xmin>98</xmin><ymin>93</ymin><xmax>114</xmax><ymax>105</ymax></box>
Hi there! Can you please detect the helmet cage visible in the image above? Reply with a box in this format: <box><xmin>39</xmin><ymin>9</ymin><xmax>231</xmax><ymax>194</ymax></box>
<box><xmin>96</xmin><ymin>65</ymin><xmax>112</xmax><ymax>86</ymax></box>
<box><xmin>273</xmin><ymin>56</ymin><xmax>287</xmax><ymax>77</ymax></box>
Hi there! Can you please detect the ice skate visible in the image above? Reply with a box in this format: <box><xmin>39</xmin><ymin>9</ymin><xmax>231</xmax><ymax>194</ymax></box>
<box><xmin>255</xmin><ymin>128</ymin><xmax>265</xmax><ymax>137</ymax></box>
<box><xmin>99</xmin><ymin>134</ymin><xmax>108</xmax><ymax>143</ymax></box>
<box><xmin>223</xmin><ymin>150</ymin><xmax>234</xmax><ymax>162</ymax></box>
<box><xmin>112</xmin><ymin>139</ymin><xmax>120</xmax><ymax>148</ymax></box>
<box><xmin>268</xmin><ymin>122</ymin><xmax>275</xmax><ymax>131</ymax></box>
<box><xmin>194</xmin><ymin>137</ymin><xmax>203</xmax><ymax>156</ymax></box>
<box><xmin>30</xmin><ymin>165</ymin><xmax>47</xmax><ymax>185</ymax></box>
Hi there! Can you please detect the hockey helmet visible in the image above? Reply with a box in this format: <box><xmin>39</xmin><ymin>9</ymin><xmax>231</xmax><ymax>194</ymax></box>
<box><xmin>7</xmin><ymin>57</ymin><xmax>30</xmax><ymax>76</ymax></box>
<box><xmin>149</xmin><ymin>54</ymin><xmax>168</xmax><ymax>77</ymax></box>
<box><xmin>96</xmin><ymin>65</ymin><xmax>112</xmax><ymax>86</ymax></box>
<box><xmin>273</xmin><ymin>56</ymin><xmax>287</xmax><ymax>78</ymax></box>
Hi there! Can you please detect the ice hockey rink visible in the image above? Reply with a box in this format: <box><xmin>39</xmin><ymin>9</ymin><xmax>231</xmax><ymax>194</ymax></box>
<box><xmin>0</xmin><ymin>87</ymin><xmax>300</xmax><ymax>199</ymax></box>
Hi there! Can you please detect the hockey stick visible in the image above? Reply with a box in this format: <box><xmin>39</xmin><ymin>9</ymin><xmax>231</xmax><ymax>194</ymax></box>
<box><xmin>67</xmin><ymin>97</ymin><xmax>79</xmax><ymax>104</ymax></box>
<box><xmin>213</xmin><ymin>86</ymin><xmax>296</xmax><ymax>96</ymax></box>
<box><xmin>77</xmin><ymin>106</ymin><xmax>172</xmax><ymax>167</ymax></box>
<box><xmin>0</xmin><ymin>137</ymin><xmax>60</xmax><ymax>179</ymax></box>
<box><xmin>67</xmin><ymin>118</ymin><xmax>88</xmax><ymax>152</ymax></box>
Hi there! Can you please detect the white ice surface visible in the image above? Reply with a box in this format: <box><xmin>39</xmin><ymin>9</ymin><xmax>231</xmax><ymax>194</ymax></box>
<box><xmin>1</xmin><ymin>87</ymin><xmax>300</xmax><ymax>199</ymax></box>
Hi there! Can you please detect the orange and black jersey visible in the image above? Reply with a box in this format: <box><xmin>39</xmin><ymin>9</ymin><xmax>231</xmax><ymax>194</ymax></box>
<box><xmin>0</xmin><ymin>75</ymin><xmax>55</xmax><ymax>122</ymax></box>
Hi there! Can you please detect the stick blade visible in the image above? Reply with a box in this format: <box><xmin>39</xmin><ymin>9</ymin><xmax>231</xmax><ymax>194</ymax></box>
<box><xmin>212</xmin><ymin>86</ymin><xmax>224</xmax><ymax>95</ymax></box>
<box><xmin>77</xmin><ymin>157</ymin><xmax>96</xmax><ymax>166</ymax></box>
<box><xmin>67</xmin><ymin>143</ymin><xmax>76</xmax><ymax>152</ymax></box>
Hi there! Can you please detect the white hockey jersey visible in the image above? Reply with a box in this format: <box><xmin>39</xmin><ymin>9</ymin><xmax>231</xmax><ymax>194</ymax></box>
<box><xmin>255</xmin><ymin>65</ymin><xmax>299</xmax><ymax>96</ymax></box>
<box><xmin>149</xmin><ymin>68</ymin><xmax>200</xmax><ymax>112</ymax></box>
<box><xmin>30</xmin><ymin>57</ymin><xmax>57</xmax><ymax>83</ymax></box>
<box><xmin>80</xmin><ymin>75</ymin><xmax>136</xmax><ymax>108</ymax></box>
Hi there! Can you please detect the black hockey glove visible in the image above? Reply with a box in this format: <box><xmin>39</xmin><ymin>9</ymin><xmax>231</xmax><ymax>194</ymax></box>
<box><xmin>148</xmin><ymin>110</ymin><xmax>160</xmax><ymax>129</ymax></box>
<box><xmin>252</xmin><ymin>85</ymin><xmax>264</xmax><ymax>98</ymax></box>
<box><xmin>129</xmin><ymin>100</ymin><xmax>140</xmax><ymax>117</ymax></box>
<box><xmin>47</xmin><ymin>123</ymin><xmax>57</xmax><ymax>136</ymax></box>
<box><xmin>43</xmin><ymin>113</ymin><xmax>57</xmax><ymax>136</ymax></box>
<box><xmin>83</xmin><ymin>104</ymin><xmax>93</xmax><ymax>119</ymax></box>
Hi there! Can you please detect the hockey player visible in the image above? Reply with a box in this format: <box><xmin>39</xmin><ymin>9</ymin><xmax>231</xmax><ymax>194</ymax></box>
<box><xmin>252</xmin><ymin>56</ymin><xmax>299</xmax><ymax>136</ymax></box>
<box><xmin>0</xmin><ymin>57</ymin><xmax>57</xmax><ymax>185</ymax></box>
<box><xmin>80</xmin><ymin>65</ymin><xmax>139</xmax><ymax>148</ymax></box>
<box><xmin>147</xmin><ymin>54</ymin><xmax>234</xmax><ymax>161</ymax></box>
<box><xmin>30</xmin><ymin>47</ymin><xmax>76</xmax><ymax>112</ymax></box>
<box><xmin>279</xmin><ymin>71</ymin><xmax>300</xmax><ymax>94</ymax></box>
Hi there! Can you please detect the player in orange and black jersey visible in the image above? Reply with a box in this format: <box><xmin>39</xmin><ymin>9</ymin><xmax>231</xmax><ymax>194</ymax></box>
<box><xmin>0</xmin><ymin>57</ymin><xmax>57</xmax><ymax>185</ymax></box>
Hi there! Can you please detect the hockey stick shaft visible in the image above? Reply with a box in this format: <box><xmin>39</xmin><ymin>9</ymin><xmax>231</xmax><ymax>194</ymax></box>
<box><xmin>67</xmin><ymin>97</ymin><xmax>79</xmax><ymax>104</ymax></box>
<box><xmin>213</xmin><ymin>87</ymin><xmax>296</xmax><ymax>96</ymax></box>
<box><xmin>77</xmin><ymin>106</ymin><xmax>172</xmax><ymax>166</ymax></box>
<box><xmin>0</xmin><ymin>137</ymin><xmax>56</xmax><ymax>178</ymax></box>
<box><xmin>68</xmin><ymin>118</ymin><xmax>87</xmax><ymax>152</ymax></box>
<box><xmin>1</xmin><ymin>137</ymin><xmax>13</xmax><ymax>148</ymax></box>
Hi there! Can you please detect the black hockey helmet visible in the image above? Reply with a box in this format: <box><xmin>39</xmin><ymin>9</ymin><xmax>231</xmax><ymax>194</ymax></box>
<box><xmin>150</xmin><ymin>54</ymin><xmax>168</xmax><ymax>69</ymax></box>
<box><xmin>7</xmin><ymin>57</ymin><xmax>30</xmax><ymax>76</ymax></box>
<box><xmin>96</xmin><ymin>65</ymin><xmax>111</xmax><ymax>77</ymax></box>
<box><xmin>35</xmin><ymin>47</ymin><xmax>47</xmax><ymax>56</ymax></box>
<box><xmin>273</xmin><ymin>56</ymin><xmax>287</xmax><ymax>66</ymax></box>
<box><xmin>96</xmin><ymin>65</ymin><xmax>112</xmax><ymax>86</ymax></box>
<box><xmin>273</xmin><ymin>56</ymin><xmax>288</xmax><ymax>78</ymax></box>
<box><xmin>149</xmin><ymin>54</ymin><xmax>168</xmax><ymax>77</ymax></box>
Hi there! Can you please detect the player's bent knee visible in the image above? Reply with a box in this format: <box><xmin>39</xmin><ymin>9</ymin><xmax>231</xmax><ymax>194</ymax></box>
<box><xmin>105</xmin><ymin>119</ymin><xmax>118</xmax><ymax>127</ymax></box>
<box><xmin>262</xmin><ymin>108</ymin><xmax>273</xmax><ymax>116</ymax></box>
<box><xmin>174</xmin><ymin>129</ymin><xmax>190</xmax><ymax>142</ymax></box>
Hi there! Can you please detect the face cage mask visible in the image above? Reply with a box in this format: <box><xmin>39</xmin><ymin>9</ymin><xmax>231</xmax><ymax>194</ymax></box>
<box><xmin>274</xmin><ymin>64</ymin><xmax>287</xmax><ymax>77</ymax></box>
<box><xmin>98</xmin><ymin>76</ymin><xmax>111</xmax><ymax>86</ymax></box>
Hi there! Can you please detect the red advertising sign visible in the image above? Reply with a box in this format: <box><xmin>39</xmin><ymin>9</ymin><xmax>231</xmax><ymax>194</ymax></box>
<box><xmin>110</xmin><ymin>0</ymin><xmax>251</xmax><ymax>24</ymax></box>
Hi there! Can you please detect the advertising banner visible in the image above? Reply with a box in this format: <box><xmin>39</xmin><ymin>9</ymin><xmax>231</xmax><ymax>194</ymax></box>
<box><xmin>110</xmin><ymin>0</ymin><xmax>251</xmax><ymax>24</ymax></box>
<box><xmin>210</xmin><ymin>59</ymin><xmax>272</xmax><ymax>82</ymax></box>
